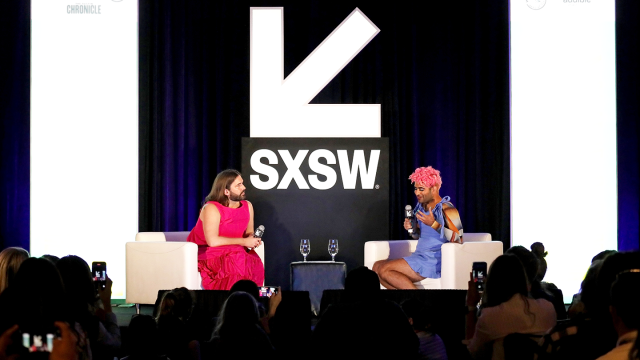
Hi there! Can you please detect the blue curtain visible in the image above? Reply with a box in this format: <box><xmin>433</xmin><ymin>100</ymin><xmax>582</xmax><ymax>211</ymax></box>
<box><xmin>138</xmin><ymin>0</ymin><xmax>513</xmax><ymax>246</ymax></box>
<box><xmin>0</xmin><ymin>0</ymin><xmax>30</xmax><ymax>250</ymax></box>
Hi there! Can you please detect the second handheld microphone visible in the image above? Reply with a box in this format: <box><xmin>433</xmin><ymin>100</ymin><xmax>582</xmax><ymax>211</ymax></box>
<box><xmin>404</xmin><ymin>205</ymin><xmax>414</xmax><ymax>235</ymax></box>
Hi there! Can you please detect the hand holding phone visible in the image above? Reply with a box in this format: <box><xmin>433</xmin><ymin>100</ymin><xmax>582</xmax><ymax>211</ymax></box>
<box><xmin>50</xmin><ymin>322</ymin><xmax>78</xmax><ymax>360</ymax></box>
<box><xmin>472</xmin><ymin>261</ymin><xmax>487</xmax><ymax>292</ymax></box>
<box><xmin>259</xmin><ymin>286</ymin><xmax>278</xmax><ymax>298</ymax></box>
<box><xmin>91</xmin><ymin>262</ymin><xmax>107</xmax><ymax>290</ymax></box>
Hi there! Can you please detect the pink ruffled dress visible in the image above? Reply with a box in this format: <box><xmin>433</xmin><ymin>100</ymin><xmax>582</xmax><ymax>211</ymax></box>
<box><xmin>187</xmin><ymin>200</ymin><xmax>265</xmax><ymax>290</ymax></box>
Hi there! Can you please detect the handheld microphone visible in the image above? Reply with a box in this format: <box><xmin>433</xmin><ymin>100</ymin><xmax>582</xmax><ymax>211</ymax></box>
<box><xmin>254</xmin><ymin>225</ymin><xmax>265</xmax><ymax>238</ymax></box>
<box><xmin>247</xmin><ymin>225</ymin><xmax>265</xmax><ymax>252</ymax></box>
<box><xmin>405</xmin><ymin>205</ymin><xmax>414</xmax><ymax>234</ymax></box>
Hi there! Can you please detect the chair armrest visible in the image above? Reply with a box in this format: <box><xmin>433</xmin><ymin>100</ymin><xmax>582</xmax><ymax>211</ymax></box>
<box><xmin>364</xmin><ymin>240</ymin><xmax>417</xmax><ymax>269</ymax></box>
<box><xmin>462</xmin><ymin>233</ymin><xmax>492</xmax><ymax>242</ymax></box>
<box><xmin>440</xmin><ymin>241</ymin><xmax>503</xmax><ymax>289</ymax></box>
<box><xmin>125</xmin><ymin>241</ymin><xmax>200</xmax><ymax>304</ymax></box>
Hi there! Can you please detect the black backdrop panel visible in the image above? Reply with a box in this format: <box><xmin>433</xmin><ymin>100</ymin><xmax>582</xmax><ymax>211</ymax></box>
<box><xmin>242</xmin><ymin>138</ymin><xmax>389</xmax><ymax>289</ymax></box>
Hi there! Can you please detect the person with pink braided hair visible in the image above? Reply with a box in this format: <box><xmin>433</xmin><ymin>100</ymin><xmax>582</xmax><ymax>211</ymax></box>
<box><xmin>373</xmin><ymin>166</ymin><xmax>463</xmax><ymax>289</ymax></box>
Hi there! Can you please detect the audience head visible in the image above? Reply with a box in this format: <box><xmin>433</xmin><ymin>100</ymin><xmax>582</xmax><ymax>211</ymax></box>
<box><xmin>0</xmin><ymin>257</ymin><xmax>67</xmax><ymax>333</ymax></box>
<box><xmin>127</xmin><ymin>314</ymin><xmax>161</xmax><ymax>357</ymax></box>
<box><xmin>408</xmin><ymin>166</ymin><xmax>442</xmax><ymax>189</ymax></box>
<box><xmin>41</xmin><ymin>254</ymin><xmax>60</xmax><ymax>265</ymax></box>
<box><xmin>56</xmin><ymin>255</ymin><xmax>96</xmax><ymax>307</ymax></box>
<box><xmin>157</xmin><ymin>287</ymin><xmax>194</xmax><ymax>322</ymax></box>
<box><xmin>213</xmin><ymin>291</ymin><xmax>260</xmax><ymax>338</ymax></box>
<box><xmin>609</xmin><ymin>270</ymin><xmax>640</xmax><ymax>335</ymax></box>
<box><xmin>0</xmin><ymin>247</ymin><xmax>30</xmax><ymax>294</ymax></box>
<box><xmin>530</xmin><ymin>242</ymin><xmax>548</xmax><ymax>282</ymax></box>
<box><xmin>345</xmin><ymin>266</ymin><xmax>380</xmax><ymax>302</ymax></box>
<box><xmin>204</xmin><ymin>169</ymin><xmax>242</xmax><ymax>206</ymax></box>
<box><xmin>594</xmin><ymin>251</ymin><xmax>640</xmax><ymax>319</ymax></box>
<box><xmin>579</xmin><ymin>260</ymin><xmax>604</xmax><ymax>313</ymax></box>
<box><xmin>506</xmin><ymin>245</ymin><xmax>539</xmax><ymax>286</ymax></box>
<box><xmin>482</xmin><ymin>254</ymin><xmax>529</xmax><ymax>308</ymax></box>
<box><xmin>230</xmin><ymin>280</ymin><xmax>260</xmax><ymax>300</ymax></box>
<box><xmin>346</xmin><ymin>266</ymin><xmax>380</xmax><ymax>292</ymax></box>
<box><xmin>401</xmin><ymin>298</ymin><xmax>435</xmax><ymax>332</ymax></box>
<box><xmin>592</xmin><ymin>250</ymin><xmax>617</xmax><ymax>263</ymax></box>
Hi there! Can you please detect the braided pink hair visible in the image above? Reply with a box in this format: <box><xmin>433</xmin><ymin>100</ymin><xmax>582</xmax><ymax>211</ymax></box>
<box><xmin>408</xmin><ymin>166</ymin><xmax>442</xmax><ymax>188</ymax></box>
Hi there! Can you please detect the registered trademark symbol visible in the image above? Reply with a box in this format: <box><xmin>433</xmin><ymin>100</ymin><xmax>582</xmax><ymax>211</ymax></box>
<box><xmin>375</xmin><ymin>184</ymin><xmax>380</xmax><ymax>189</ymax></box>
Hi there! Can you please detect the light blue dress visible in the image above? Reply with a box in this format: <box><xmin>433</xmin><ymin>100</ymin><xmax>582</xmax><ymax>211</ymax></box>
<box><xmin>403</xmin><ymin>196</ymin><xmax>453</xmax><ymax>279</ymax></box>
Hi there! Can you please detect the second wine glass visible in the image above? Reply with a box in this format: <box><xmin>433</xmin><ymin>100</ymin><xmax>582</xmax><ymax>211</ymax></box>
<box><xmin>300</xmin><ymin>239</ymin><xmax>310</xmax><ymax>262</ymax></box>
<box><xmin>328</xmin><ymin>239</ymin><xmax>339</xmax><ymax>262</ymax></box>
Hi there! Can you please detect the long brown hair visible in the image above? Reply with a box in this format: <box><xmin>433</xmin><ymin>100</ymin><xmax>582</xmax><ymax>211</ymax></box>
<box><xmin>204</xmin><ymin>169</ymin><xmax>241</xmax><ymax>207</ymax></box>
<box><xmin>0</xmin><ymin>247</ymin><xmax>29</xmax><ymax>295</ymax></box>
<box><xmin>482</xmin><ymin>254</ymin><xmax>530</xmax><ymax>309</ymax></box>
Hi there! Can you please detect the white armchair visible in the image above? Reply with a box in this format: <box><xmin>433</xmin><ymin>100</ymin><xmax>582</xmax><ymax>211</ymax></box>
<box><xmin>364</xmin><ymin>233</ymin><xmax>503</xmax><ymax>289</ymax></box>
<box><xmin>125</xmin><ymin>232</ymin><xmax>265</xmax><ymax>308</ymax></box>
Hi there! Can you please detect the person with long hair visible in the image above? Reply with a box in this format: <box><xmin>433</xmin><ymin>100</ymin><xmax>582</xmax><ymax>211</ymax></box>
<box><xmin>56</xmin><ymin>255</ymin><xmax>120</xmax><ymax>360</ymax></box>
<box><xmin>466</xmin><ymin>254</ymin><xmax>556</xmax><ymax>360</ymax></box>
<box><xmin>0</xmin><ymin>246</ymin><xmax>29</xmax><ymax>295</ymax></box>
<box><xmin>507</xmin><ymin>245</ymin><xmax>566</xmax><ymax>320</ymax></box>
<box><xmin>187</xmin><ymin>169</ymin><xmax>264</xmax><ymax>290</ymax></box>
<box><xmin>156</xmin><ymin>288</ymin><xmax>199</xmax><ymax>360</ymax></box>
<box><xmin>0</xmin><ymin>258</ymin><xmax>79</xmax><ymax>358</ymax></box>
<box><xmin>203</xmin><ymin>291</ymin><xmax>274</xmax><ymax>359</ymax></box>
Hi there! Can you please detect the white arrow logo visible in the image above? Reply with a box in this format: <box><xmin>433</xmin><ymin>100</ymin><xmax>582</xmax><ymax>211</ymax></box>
<box><xmin>250</xmin><ymin>7</ymin><xmax>381</xmax><ymax>138</ymax></box>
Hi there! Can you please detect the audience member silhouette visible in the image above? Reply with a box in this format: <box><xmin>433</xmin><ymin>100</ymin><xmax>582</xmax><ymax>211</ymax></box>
<box><xmin>122</xmin><ymin>314</ymin><xmax>169</xmax><ymax>360</ymax></box>
<box><xmin>0</xmin><ymin>258</ymin><xmax>72</xmax><ymax>358</ymax></box>
<box><xmin>229</xmin><ymin>279</ymin><xmax>267</xmax><ymax>319</ymax></box>
<box><xmin>156</xmin><ymin>288</ymin><xmax>199</xmax><ymax>360</ymax></box>
<box><xmin>0</xmin><ymin>246</ymin><xmax>29</xmax><ymax>295</ymax></box>
<box><xmin>401</xmin><ymin>298</ymin><xmax>448</xmax><ymax>360</ymax></box>
<box><xmin>41</xmin><ymin>254</ymin><xmax>61</xmax><ymax>265</ymax></box>
<box><xmin>229</xmin><ymin>279</ymin><xmax>260</xmax><ymax>299</ymax></box>
<box><xmin>202</xmin><ymin>291</ymin><xmax>274</xmax><ymax>359</ymax></box>
<box><xmin>593</xmin><ymin>250</ymin><xmax>617</xmax><ymax>263</ymax></box>
<box><xmin>311</xmin><ymin>266</ymin><xmax>419</xmax><ymax>359</ymax></box>
<box><xmin>267</xmin><ymin>292</ymin><xmax>311</xmax><ymax>359</ymax></box>
<box><xmin>567</xmin><ymin>260</ymin><xmax>603</xmax><ymax>318</ymax></box>
<box><xmin>56</xmin><ymin>255</ymin><xmax>120</xmax><ymax>360</ymax></box>
<box><xmin>466</xmin><ymin>254</ymin><xmax>556</xmax><ymax>360</ymax></box>
<box><xmin>539</xmin><ymin>251</ymin><xmax>640</xmax><ymax>360</ymax></box>
<box><xmin>506</xmin><ymin>245</ymin><xmax>566</xmax><ymax>319</ymax></box>
<box><xmin>567</xmin><ymin>250</ymin><xmax>617</xmax><ymax>318</ymax></box>
<box><xmin>596</xmin><ymin>270</ymin><xmax>640</xmax><ymax>359</ymax></box>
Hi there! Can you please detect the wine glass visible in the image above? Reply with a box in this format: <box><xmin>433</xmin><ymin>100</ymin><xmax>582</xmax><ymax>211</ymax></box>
<box><xmin>328</xmin><ymin>239</ymin><xmax>339</xmax><ymax>262</ymax></box>
<box><xmin>300</xmin><ymin>239</ymin><xmax>310</xmax><ymax>262</ymax></box>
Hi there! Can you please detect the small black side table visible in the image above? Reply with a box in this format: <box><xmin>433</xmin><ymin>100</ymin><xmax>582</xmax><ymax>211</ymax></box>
<box><xmin>290</xmin><ymin>261</ymin><xmax>346</xmax><ymax>315</ymax></box>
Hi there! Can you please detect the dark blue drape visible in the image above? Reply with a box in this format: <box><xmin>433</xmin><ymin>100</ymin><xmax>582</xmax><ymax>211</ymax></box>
<box><xmin>616</xmin><ymin>0</ymin><xmax>640</xmax><ymax>251</ymax></box>
<box><xmin>1</xmin><ymin>0</ymin><xmax>639</xmax><ymax>253</ymax></box>
<box><xmin>0</xmin><ymin>0</ymin><xmax>30</xmax><ymax>250</ymax></box>
<box><xmin>139</xmin><ymin>0</ymin><xmax>513</xmax><ymax>247</ymax></box>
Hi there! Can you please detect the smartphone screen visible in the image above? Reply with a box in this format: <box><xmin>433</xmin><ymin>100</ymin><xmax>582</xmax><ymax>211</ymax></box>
<box><xmin>259</xmin><ymin>286</ymin><xmax>277</xmax><ymax>298</ymax></box>
<box><xmin>92</xmin><ymin>261</ymin><xmax>107</xmax><ymax>289</ymax></box>
<box><xmin>21</xmin><ymin>331</ymin><xmax>55</xmax><ymax>353</ymax></box>
<box><xmin>472</xmin><ymin>261</ymin><xmax>487</xmax><ymax>292</ymax></box>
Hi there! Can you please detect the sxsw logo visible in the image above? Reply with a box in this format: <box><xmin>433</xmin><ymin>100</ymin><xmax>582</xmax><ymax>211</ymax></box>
<box><xmin>250</xmin><ymin>149</ymin><xmax>380</xmax><ymax>190</ymax></box>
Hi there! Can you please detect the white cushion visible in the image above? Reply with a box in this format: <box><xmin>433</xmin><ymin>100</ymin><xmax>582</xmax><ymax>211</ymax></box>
<box><xmin>135</xmin><ymin>232</ymin><xmax>167</xmax><ymax>242</ymax></box>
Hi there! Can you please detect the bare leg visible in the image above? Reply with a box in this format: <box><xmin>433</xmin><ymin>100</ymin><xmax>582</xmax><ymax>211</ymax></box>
<box><xmin>373</xmin><ymin>260</ymin><xmax>396</xmax><ymax>289</ymax></box>
<box><xmin>376</xmin><ymin>258</ymin><xmax>425</xmax><ymax>290</ymax></box>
